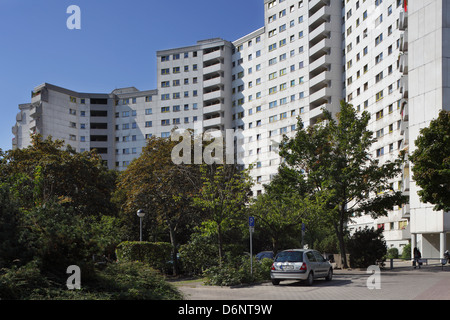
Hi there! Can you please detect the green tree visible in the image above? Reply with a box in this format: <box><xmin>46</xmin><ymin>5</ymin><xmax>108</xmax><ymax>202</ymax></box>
<box><xmin>347</xmin><ymin>227</ymin><xmax>387</xmax><ymax>268</ymax></box>
<box><xmin>1</xmin><ymin>134</ymin><xmax>117</xmax><ymax>216</ymax></box>
<box><xmin>116</xmin><ymin>136</ymin><xmax>202</xmax><ymax>275</ymax></box>
<box><xmin>0</xmin><ymin>182</ymin><xmax>23</xmax><ymax>268</ymax></box>
<box><xmin>0</xmin><ymin>135</ymin><xmax>120</xmax><ymax>270</ymax></box>
<box><xmin>193</xmin><ymin>164</ymin><xmax>253</xmax><ymax>266</ymax></box>
<box><xmin>409</xmin><ymin>110</ymin><xmax>450</xmax><ymax>212</ymax></box>
<box><xmin>279</xmin><ymin>101</ymin><xmax>406</xmax><ymax>268</ymax></box>
<box><xmin>250</xmin><ymin>174</ymin><xmax>328</xmax><ymax>254</ymax></box>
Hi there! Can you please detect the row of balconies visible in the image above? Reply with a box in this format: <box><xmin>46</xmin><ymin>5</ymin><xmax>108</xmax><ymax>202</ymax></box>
<box><xmin>202</xmin><ymin>45</ymin><xmax>226</xmax><ymax>130</ymax></box>
<box><xmin>383</xmin><ymin>224</ymin><xmax>410</xmax><ymax>241</ymax></box>
<box><xmin>308</xmin><ymin>1</ymin><xmax>334</xmax><ymax>125</ymax></box>
<box><xmin>399</xmin><ymin>6</ymin><xmax>410</xmax><ymax>208</ymax></box>
<box><xmin>309</xmin><ymin>2</ymin><xmax>332</xmax><ymax>30</ymax></box>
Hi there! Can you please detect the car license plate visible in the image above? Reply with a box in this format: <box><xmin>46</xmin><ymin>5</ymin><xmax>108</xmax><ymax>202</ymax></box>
<box><xmin>283</xmin><ymin>265</ymin><xmax>294</xmax><ymax>270</ymax></box>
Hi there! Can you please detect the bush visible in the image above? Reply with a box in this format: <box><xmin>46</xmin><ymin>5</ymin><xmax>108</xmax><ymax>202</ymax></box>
<box><xmin>386</xmin><ymin>247</ymin><xmax>399</xmax><ymax>259</ymax></box>
<box><xmin>203</xmin><ymin>256</ymin><xmax>272</xmax><ymax>287</ymax></box>
<box><xmin>90</xmin><ymin>262</ymin><xmax>182</xmax><ymax>300</ymax></box>
<box><xmin>0</xmin><ymin>261</ymin><xmax>49</xmax><ymax>300</ymax></box>
<box><xmin>0</xmin><ymin>261</ymin><xmax>182</xmax><ymax>300</ymax></box>
<box><xmin>401</xmin><ymin>244</ymin><xmax>411</xmax><ymax>260</ymax></box>
<box><xmin>115</xmin><ymin>241</ymin><xmax>172</xmax><ymax>272</ymax></box>
<box><xmin>347</xmin><ymin>227</ymin><xmax>387</xmax><ymax>268</ymax></box>
<box><xmin>178</xmin><ymin>233</ymin><xmax>218</xmax><ymax>275</ymax></box>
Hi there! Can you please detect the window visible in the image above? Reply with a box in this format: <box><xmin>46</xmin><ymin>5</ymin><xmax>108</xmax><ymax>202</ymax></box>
<box><xmin>375</xmin><ymin>33</ymin><xmax>383</xmax><ymax>46</ymax></box>
<box><xmin>376</xmin><ymin>90</ymin><xmax>384</xmax><ymax>101</ymax></box>
<box><xmin>376</xmin><ymin>147</ymin><xmax>384</xmax><ymax>157</ymax></box>
<box><xmin>376</xmin><ymin>110</ymin><xmax>384</xmax><ymax>120</ymax></box>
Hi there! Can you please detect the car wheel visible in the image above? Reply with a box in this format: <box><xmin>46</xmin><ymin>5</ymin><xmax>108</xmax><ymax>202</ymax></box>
<box><xmin>272</xmin><ymin>279</ymin><xmax>280</xmax><ymax>286</ymax></box>
<box><xmin>325</xmin><ymin>268</ymin><xmax>333</xmax><ymax>281</ymax></box>
<box><xmin>305</xmin><ymin>272</ymin><xmax>314</xmax><ymax>286</ymax></box>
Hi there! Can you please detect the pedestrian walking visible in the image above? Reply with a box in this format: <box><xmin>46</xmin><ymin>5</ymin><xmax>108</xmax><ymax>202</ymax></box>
<box><xmin>413</xmin><ymin>247</ymin><xmax>422</xmax><ymax>269</ymax></box>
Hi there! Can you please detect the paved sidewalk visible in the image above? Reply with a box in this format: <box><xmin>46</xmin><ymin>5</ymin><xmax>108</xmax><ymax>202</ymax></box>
<box><xmin>175</xmin><ymin>265</ymin><xmax>450</xmax><ymax>300</ymax></box>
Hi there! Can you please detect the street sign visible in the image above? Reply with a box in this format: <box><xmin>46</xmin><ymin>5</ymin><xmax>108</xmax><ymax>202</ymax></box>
<box><xmin>249</xmin><ymin>217</ymin><xmax>255</xmax><ymax>276</ymax></box>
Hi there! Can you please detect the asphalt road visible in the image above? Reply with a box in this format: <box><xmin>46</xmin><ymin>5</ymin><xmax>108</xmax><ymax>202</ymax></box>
<box><xmin>175</xmin><ymin>265</ymin><xmax>450</xmax><ymax>301</ymax></box>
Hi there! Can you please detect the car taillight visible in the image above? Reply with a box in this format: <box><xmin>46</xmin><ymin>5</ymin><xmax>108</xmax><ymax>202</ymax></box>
<box><xmin>300</xmin><ymin>263</ymin><xmax>307</xmax><ymax>271</ymax></box>
<box><xmin>271</xmin><ymin>264</ymin><xmax>276</xmax><ymax>270</ymax></box>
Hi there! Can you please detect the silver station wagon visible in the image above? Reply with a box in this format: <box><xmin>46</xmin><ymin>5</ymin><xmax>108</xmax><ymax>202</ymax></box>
<box><xmin>270</xmin><ymin>249</ymin><xmax>333</xmax><ymax>286</ymax></box>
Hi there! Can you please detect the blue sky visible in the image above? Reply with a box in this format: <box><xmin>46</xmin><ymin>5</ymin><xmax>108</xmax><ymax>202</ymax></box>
<box><xmin>0</xmin><ymin>0</ymin><xmax>264</xmax><ymax>152</ymax></box>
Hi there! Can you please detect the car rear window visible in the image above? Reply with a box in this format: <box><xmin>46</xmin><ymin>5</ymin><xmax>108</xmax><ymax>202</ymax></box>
<box><xmin>275</xmin><ymin>251</ymin><xmax>303</xmax><ymax>262</ymax></box>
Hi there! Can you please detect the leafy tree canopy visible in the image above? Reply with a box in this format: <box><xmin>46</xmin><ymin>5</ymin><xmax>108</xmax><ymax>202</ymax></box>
<box><xmin>410</xmin><ymin>110</ymin><xmax>450</xmax><ymax>211</ymax></box>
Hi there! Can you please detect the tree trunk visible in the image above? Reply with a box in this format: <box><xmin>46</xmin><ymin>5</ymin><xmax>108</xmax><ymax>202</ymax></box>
<box><xmin>168</xmin><ymin>223</ymin><xmax>178</xmax><ymax>276</ymax></box>
<box><xmin>334</xmin><ymin>220</ymin><xmax>349</xmax><ymax>269</ymax></box>
<box><xmin>272</xmin><ymin>237</ymin><xmax>278</xmax><ymax>257</ymax></box>
<box><xmin>217</xmin><ymin>223</ymin><xmax>223</xmax><ymax>267</ymax></box>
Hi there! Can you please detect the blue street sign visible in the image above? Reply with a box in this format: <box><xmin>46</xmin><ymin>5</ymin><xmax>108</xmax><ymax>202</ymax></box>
<box><xmin>249</xmin><ymin>217</ymin><xmax>255</xmax><ymax>227</ymax></box>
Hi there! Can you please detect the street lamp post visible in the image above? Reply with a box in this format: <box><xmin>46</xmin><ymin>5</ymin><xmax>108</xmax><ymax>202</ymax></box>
<box><xmin>137</xmin><ymin>209</ymin><xmax>145</xmax><ymax>242</ymax></box>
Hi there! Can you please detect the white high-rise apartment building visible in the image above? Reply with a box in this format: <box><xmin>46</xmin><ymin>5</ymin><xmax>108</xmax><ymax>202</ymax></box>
<box><xmin>343</xmin><ymin>0</ymin><xmax>410</xmax><ymax>251</ymax></box>
<box><xmin>12</xmin><ymin>0</ymin><xmax>449</xmax><ymax>258</ymax></box>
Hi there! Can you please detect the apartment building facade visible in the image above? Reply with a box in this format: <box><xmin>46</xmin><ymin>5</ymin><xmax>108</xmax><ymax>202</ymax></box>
<box><xmin>12</xmin><ymin>0</ymin><xmax>449</xmax><ymax>258</ymax></box>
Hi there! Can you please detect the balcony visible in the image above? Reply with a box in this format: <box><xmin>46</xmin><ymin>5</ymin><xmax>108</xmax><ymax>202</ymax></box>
<box><xmin>309</xmin><ymin>104</ymin><xmax>327</xmax><ymax>122</ymax></box>
<box><xmin>401</xmin><ymin>204</ymin><xmax>410</xmax><ymax>219</ymax></box>
<box><xmin>203</xmin><ymin>88</ymin><xmax>225</xmax><ymax>102</ymax></box>
<box><xmin>400</xmin><ymin>100</ymin><xmax>409</xmax><ymax>122</ymax></box>
<box><xmin>203</xmin><ymin>115</ymin><xmax>224</xmax><ymax>129</ymax></box>
<box><xmin>400</xmin><ymin>32</ymin><xmax>408</xmax><ymax>52</ymax></box>
<box><xmin>309</xmin><ymin>38</ymin><xmax>331</xmax><ymax>60</ymax></box>
<box><xmin>403</xmin><ymin>125</ymin><xmax>410</xmax><ymax>145</ymax></box>
<box><xmin>11</xmin><ymin>124</ymin><xmax>18</xmax><ymax>135</ymax></box>
<box><xmin>203</xmin><ymin>101</ymin><xmax>225</xmax><ymax>115</ymax></box>
<box><xmin>203</xmin><ymin>62</ymin><xmax>225</xmax><ymax>75</ymax></box>
<box><xmin>384</xmin><ymin>224</ymin><xmax>410</xmax><ymax>241</ymax></box>
<box><xmin>400</xmin><ymin>120</ymin><xmax>408</xmax><ymax>137</ymax></box>
<box><xmin>402</xmin><ymin>176</ymin><xmax>410</xmax><ymax>193</ymax></box>
<box><xmin>29</xmin><ymin>103</ymin><xmax>42</xmax><ymax>119</ymax></box>
<box><xmin>399</xmin><ymin>53</ymin><xmax>408</xmax><ymax>74</ymax></box>
<box><xmin>203</xmin><ymin>75</ymin><xmax>223</xmax><ymax>89</ymax></box>
<box><xmin>203</xmin><ymin>48</ymin><xmax>222</xmax><ymax>62</ymax></box>
<box><xmin>309</xmin><ymin>4</ymin><xmax>331</xmax><ymax>29</ymax></box>
<box><xmin>399</xmin><ymin>11</ymin><xmax>408</xmax><ymax>31</ymax></box>
<box><xmin>309</xmin><ymin>86</ymin><xmax>332</xmax><ymax>107</ymax></box>
<box><xmin>399</xmin><ymin>75</ymin><xmax>408</xmax><ymax>98</ymax></box>
<box><xmin>29</xmin><ymin>119</ymin><xmax>37</xmax><ymax>130</ymax></box>
<box><xmin>309</xmin><ymin>54</ymin><xmax>332</xmax><ymax>74</ymax></box>
<box><xmin>309</xmin><ymin>0</ymin><xmax>328</xmax><ymax>14</ymax></box>
<box><xmin>309</xmin><ymin>21</ymin><xmax>331</xmax><ymax>44</ymax></box>
<box><xmin>309</xmin><ymin>69</ymin><xmax>331</xmax><ymax>90</ymax></box>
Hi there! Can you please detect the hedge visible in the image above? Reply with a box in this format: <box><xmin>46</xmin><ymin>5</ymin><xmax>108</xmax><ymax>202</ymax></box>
<box><xmin>115</xmin><ymin>241</ymin><xmax>172</xmax><ymax>272</ymax></box>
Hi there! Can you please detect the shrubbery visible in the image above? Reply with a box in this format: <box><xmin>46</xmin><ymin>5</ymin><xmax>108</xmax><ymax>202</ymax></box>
<box><xmin>347</xmin><ymin>227</ymin><xmax>387</xmax><ymax>268</ymax></box>
<box><xmin>0</xmin><ymin>261</ymin><xmax>182</xmax><ymax>300</ymax></box>
<box><xmin>203</xmin><ymin>257</ymin><xmax>273</xmax><ymax>287</ymax></box>
<box><xmin>115</xmin><ymin>241</ymin><xmax>172</xmax><ymax>272</ymax></box>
